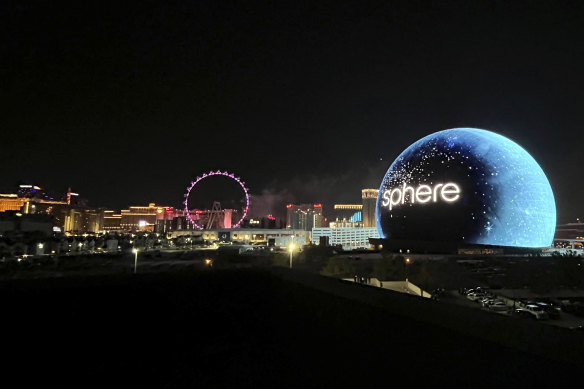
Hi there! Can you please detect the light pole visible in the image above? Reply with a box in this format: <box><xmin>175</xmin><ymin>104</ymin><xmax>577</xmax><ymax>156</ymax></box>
<box><xmin>405</xmin><ymin>257</ymin><xmax>411</xmax><ymax>282</ymax></box>
<box><xmin>132</xmin><ymin>248</ymin><xmax>138</xmax><ymax>274</ymax></box>
<box><xmin>289</xmin><ymin>243</ymin><xmax>296</xmax><ymax>269</ymax></box>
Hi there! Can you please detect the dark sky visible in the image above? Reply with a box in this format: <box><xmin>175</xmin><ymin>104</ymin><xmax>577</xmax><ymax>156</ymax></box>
<box><xmin>2</xmin><ymin>1</ymin><xmax>583</xmax><ymax>223</ymax></box>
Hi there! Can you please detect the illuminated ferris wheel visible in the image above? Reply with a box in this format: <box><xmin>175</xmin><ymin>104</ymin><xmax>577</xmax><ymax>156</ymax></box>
<box><xmin>184</xmin><ymin>170</ymin><xmax>250</xmax><ymax>230</ymax></box>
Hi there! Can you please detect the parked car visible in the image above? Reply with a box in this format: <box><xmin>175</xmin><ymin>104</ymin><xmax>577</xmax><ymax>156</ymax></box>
<box><xmin>535</xmin><ymin>302</ymin><xmax>560</xmax><ymax>319</ymax></box>
<box><xmin>517</xmin><ymin>299</ymin><xmax>537</xmax><ymax>309</ymax></box>
<box><xmin>559</xmin><ymin>300</ymin><xmax>584</xmax><ymax>316</ymax></box>
<box><xmin>560</xmin><ymin>300</ymin><xmax>575</xmax><ymax>313</ymax></box>
<box><xmin>513</xmin><ymin>308</ymin><xmax>536</xmax><ymax>319</ymax></box>
<box><xmin>560</xmin><ymin>299</ymin><xmax>578</xmax><ymax>313</ymax></box>
<box><xmin>489</xmin><ymin>302</ymin><xmax>509</xmax><ymax>312</ymax></box>
<box><xmin>525</xmin><ymin>304</ymin><xmax>549</xmax><ymax>320</ymax></box>
<box><xmin>479</xmin><ymin>296</ymin><xmax>498</xmax><ymax>307</ymax></box>
<box><xmin>477</xmin><ymin>294</ymin><xmax>495</xmax><ymax>304</ymax></box>
<box><xmin>463</xmin><ymin>287</ymin><xmax>488</xmax><ymax>296</ymax></box>
<box><xmin>482</xmin><ymin>298</ymin><xmax>503</xmax><ymax>308</ymax></box>
<box><xmin>467</xmin><ymin>292</ymin><xmax>488</xmax><ymax>302</ymax></box>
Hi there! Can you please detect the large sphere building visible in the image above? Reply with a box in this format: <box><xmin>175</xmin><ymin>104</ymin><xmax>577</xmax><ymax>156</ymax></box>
<box><xmin>375</xmin><ymin>128</ymin><xmax>556</xmax><ymax>252</ymax></box>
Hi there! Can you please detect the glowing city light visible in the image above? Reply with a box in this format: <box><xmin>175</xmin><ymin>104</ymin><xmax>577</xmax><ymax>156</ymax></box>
<box><xmin>184</xmin><ymin>170</ymin><xmax>250</xmax><ymax>230</ymax></box>
<box><xmin>376</xmin><ymin>128</ymin><xmax>556</xmax><ymax>248</ymax></box>
<box><xmin>381</xmin><ymin>182</ymin><xmax>461</xmax><ymax>210</ymax></box>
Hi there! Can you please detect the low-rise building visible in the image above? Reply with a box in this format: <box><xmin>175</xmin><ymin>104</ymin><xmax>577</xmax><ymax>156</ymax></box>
<box><xmin>168</xmin><ymin>228</ymin><xmax>311</xmax><ymax>248</ymax></box>
<box><xmin>312</xmin><ymin>224</ymin><xmax>379</xmax><ymax>250</ymax></box>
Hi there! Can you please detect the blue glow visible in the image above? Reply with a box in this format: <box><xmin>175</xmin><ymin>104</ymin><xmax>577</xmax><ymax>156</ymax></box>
<box><xmin>376</xmin><ymin>128</ymin><xmax>556</xmax><ymax>248</ymax></box>
<box><xmin>349</xmin><ymin>211</ymin><xmax>362</xmax><ymax>223</ymax></box>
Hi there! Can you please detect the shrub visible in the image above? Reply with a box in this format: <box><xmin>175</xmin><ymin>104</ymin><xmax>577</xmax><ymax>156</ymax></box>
<box><xmin>371</xmin><ymin>255</ymin><xmax>406</xmax><ymax>281</ymax></box>
<box><xmin>320</xmin><ymin>257</ymin><xmax>355</xmax><ymax>278</ymax></box>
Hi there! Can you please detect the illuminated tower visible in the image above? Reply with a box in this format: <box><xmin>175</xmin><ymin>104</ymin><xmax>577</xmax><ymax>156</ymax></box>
<box><xmin>66</xmin><ymin>187</ymin><xmax>79</xmax><ymax>206</ymax></box>
<box><xmin>362</xmin><ymin>189</ymin><xmax>378</xmax><ymax>228</ymax></box>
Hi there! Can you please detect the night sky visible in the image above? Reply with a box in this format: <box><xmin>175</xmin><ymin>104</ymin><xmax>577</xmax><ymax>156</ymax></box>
<box><xmin>2</xmin><ymin>1</ymin><xmax>583</xmax><ymax>223</ymax></box>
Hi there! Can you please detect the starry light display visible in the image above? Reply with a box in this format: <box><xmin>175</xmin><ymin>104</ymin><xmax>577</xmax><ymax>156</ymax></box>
<box><xmin>184</xmin><ymin>171</ymin><xmax>250</xmax><ymax>230</ymax></box>
<box><xmin>376</xmin><ymin>128</ymin><xmax>556</xmax><ymax>248</ymax></box>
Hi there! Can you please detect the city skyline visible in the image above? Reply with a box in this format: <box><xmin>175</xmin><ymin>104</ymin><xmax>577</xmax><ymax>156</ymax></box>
<box><xmin>0</xmin><ymin>180</ymin><xmax>377</xmax><ymax>224</ymax></box>
<box><xmin>3</xmin><ymin>3</ymin><xmax>584</xmax><ymax>385</ymax></box>
<box><xmin>2</xmin><ymin>2</ymin><xmax>583</xmax><ymax>223</ymax></box>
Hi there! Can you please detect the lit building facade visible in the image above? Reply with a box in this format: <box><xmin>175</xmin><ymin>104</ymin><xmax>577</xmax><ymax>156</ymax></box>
<box><xmin>41</xmin><ymin>205</ymin><xmax>104</xmax><ymax>234</ymax></box>
<box><xmin>333</xmin><ymin>204</ymin><xmax>362</xmax><ymax>224</ymax></box>
<box><xmin>312</xmin><ymin>224</ymin><xmax>379</xmax><ymax>250</ymax></box>
<box><xmin>17</xmin><ymin>185</ymin><xmax>54</xmax><ymax>200</ymax></box>
<box><xmin>66</xmin><ymin>188</ymin><xmax>79</xmax><ymax>205</ymax></box>
<box><xmin>120</xmin><ymin>203</ymin><xmax>172</xmax><ymax>232</ymax></box>
<box><xmin>103</xmin><ymin>211</ymin><xmax>122</xmax><ymax>232</ymax></box>
<box><xmin>240</xmin><ymin>215</ymin><xmax>281</xmax><ymax>229</ymax></box>
<box><xmin>555</xmin><ymin>223</ymin><xmax>584</xmax><ymax>240</ymax></box>
<box><xmin>80</xmin><ymin>209</ymin><xmax>104</xmax><ymax>234</ymax></box>
<box><xmin>286</xmin><ymin>203</ymin><xmax>325</xmax><ymax>231</ymax></box>
<box><xmin>189</xmin><ymin>208</ymin><xmax>238</xmax><ymax>229</ymax></box>
<box><xmin>361</xmin><ymin>189</ymin><xmax>378</xmax><ymax>228</ymax></box>
<box><xmin>0</xmin><ymin>186</ymin><xmax>67</xmax><ymax>214</ymax></box>
<box><xmin>63</xmin><ymin>208</ymin><xmax>82</xmax><ymax>233</ymax></box>
<box><xmin>168</xmin><ymin>228</ymin><xmax>311</xmax><ymax>247</ymax></box>
<box><xmin>0</xmin><ymin>185</ymin><xmax>104</xmax><ymax>234</ymax></box>
<box><xmin>0</xmin><ymin>195</ymin><xmax>26</xmax><ymax>212</ymax></box>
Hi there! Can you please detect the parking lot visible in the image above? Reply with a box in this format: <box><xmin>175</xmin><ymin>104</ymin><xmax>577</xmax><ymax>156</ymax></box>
<box><xmin>445</xmin><ymin>287</ymin><xmax>584</xmax><ymax>329</ymax></box>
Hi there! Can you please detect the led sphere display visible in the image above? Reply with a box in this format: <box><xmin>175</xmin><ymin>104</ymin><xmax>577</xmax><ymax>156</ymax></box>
<box><xmin>376</xmin><ymin>128</ymin><xmax>556</xmax><ymax>248</ymax></box>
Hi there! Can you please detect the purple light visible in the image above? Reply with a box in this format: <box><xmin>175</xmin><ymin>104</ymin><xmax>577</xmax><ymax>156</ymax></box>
<box><xmin>184</xmin><ymin>170</ymin><xmax>250</xmax><ymax>230</ymax></box>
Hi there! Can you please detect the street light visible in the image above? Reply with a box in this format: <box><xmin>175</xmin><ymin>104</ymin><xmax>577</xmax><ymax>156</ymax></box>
<box><xmin>132</xmin><ymin>248</ymin><xmax>139</xmax><ymax>274</ymax></box>
<box><xmin>289</xmin><ymin>243</ymin><xmax>296</xmax><ymax>269</ymax></box>
<box><xmin>405</xmin><ymin>257</ymin><xmax>411</xmax><ymax>282</ymax></box>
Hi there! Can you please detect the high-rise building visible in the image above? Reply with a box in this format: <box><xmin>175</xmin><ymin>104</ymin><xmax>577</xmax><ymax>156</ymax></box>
<box><xmin>154</xmin><ymin>207</ymin><xmax>177</xmax><ymax>234</ymax></box>
<box><xmin>17</xmin><ymin>185</ymin><xmax>53</xmax><ymax>200</ymax></box>
<box><xmin>361</xmin><ymin>189</ymin><xmax>378</xmax><ymax>228</ymax></box>
<box><xmin>80</xmin><ymin>209</ymin><xmax>104</xmax><ymax>234</ymax></box>
<box><xmin>2</xmin><ymin>185</ymin><xmax>101</xmax><ymax>234</ymax></box>
<box><xmin>120</xmin><ymin>203</ymin><xmax>167</xmax><ymax>232</ymax></box>
<box><xmin>66</xmin><ymin>188</ymin><xmax>80</xmax><ymax>206</ymax></box>
<box><xmin>286</xmin><ymin>203</ymin><xmax>326</xmax><ymax>231</ymax></box>
<box><xmin>186</xmin><ymin>208</ymin><xmax>239</xmax><ymax>229</ymax></box>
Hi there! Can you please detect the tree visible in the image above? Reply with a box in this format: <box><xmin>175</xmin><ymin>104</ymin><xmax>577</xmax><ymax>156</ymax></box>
<box><xmin>272</xmin><ymin>253</ymin><xmax>289</xmax><ymax>267</ymax></box>
<box><xmin>410</xmin><ymin>262</ymin><xmax>434</xmax><ymax>292</ymax></box>
<box><xmin>320</xmin><ymin>257</ymin><xmax>355</xmax><ymax>278</ymax></box>
<box><xmin>371</xmin><ymin>255</ymin><xmax>406</xmax><ymax>280</ymax></box>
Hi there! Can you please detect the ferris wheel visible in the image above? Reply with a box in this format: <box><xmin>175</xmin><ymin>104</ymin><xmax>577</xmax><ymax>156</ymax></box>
<box><xmin>183</xmin><ymin>170</ymin><xmax>250</xmax><ymax>230</ymax></box>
